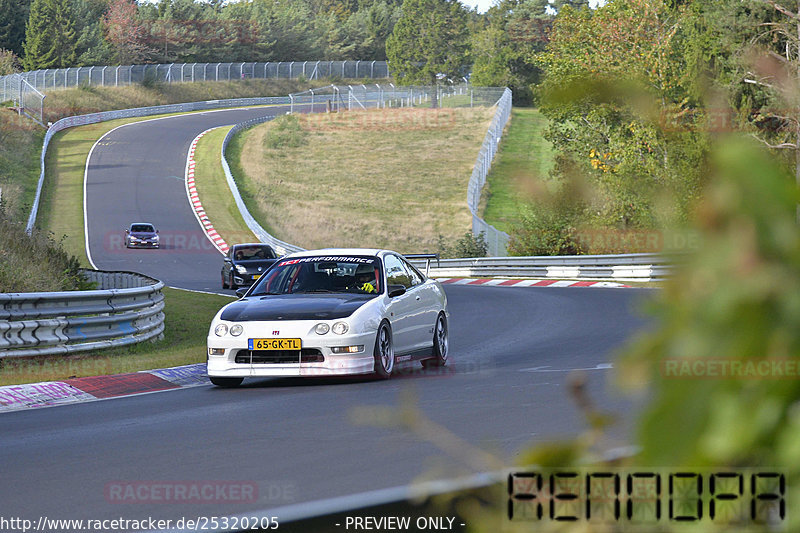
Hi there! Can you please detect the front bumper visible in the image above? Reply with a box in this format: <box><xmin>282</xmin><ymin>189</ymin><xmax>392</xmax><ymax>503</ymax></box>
<box><xmin>232</xmin><ymin>273</ymin><xmax>261</xmax><ymax>287</ymax></box>
<box><xmin>127</xmin><ymin>240</ymin><xmax>159</xmax><ymax>248</ymax></box>
<box><xmin>207</xmin><ymin>325</ymin><xmax>377</xmax><ymax>378</ymax></box>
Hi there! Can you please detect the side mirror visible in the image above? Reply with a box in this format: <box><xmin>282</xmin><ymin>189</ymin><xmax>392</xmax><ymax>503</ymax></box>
<box><xmin>235</xmin><ymin>288</ymin><xmax>249</xmax><ymax>299</ymax></box>
<box><xmin>223</xmin><ymin>256</ymin><xmax>232</xmax><ymax>263</ymax></box>
<box><xmin>387</xmin><ymin>285</ymin><xmax>406</xmax><ymax>298</ymax></box>
<box><xmin>125</xmin><ymin>229</ymin><xmax>129</xmax><ymax>234</ymax></box>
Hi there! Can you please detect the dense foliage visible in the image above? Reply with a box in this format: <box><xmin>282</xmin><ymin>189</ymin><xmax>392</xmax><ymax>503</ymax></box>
<box><xmin>5</xmin><ymin>0</ymin><xmax>409</xmax><ymax>68</ymax></box>
<box><xmin>385</xmin><ymin>0</ymin><xmax>470</xmax><ymax>87</ymax></box>
<box><xmin>0</xmin><ymin>207</ymin><xmax>89</xmax><ymax>292</ymax></box>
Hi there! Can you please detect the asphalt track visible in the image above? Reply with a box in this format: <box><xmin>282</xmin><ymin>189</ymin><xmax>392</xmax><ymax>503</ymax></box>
<box><xmin>84</xmin><ymin>104</ymin><xmax>312</xmax><ymax>291</ymax></box>
<box><xmin>1</xmin><ymin>106</ymin><xmax>654</xmax><ymax>529</ymax></box>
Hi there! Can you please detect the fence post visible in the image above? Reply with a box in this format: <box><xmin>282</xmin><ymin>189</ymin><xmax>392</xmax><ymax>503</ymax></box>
<box><xmin>289</xmin><ymin>94</ymin><xmax>294</xmax><ymax>114</ymax></box>
<box><xmin>371</xmin><ymin>60</ymin><xmax>375</xmax><ymax>78</ymax></box>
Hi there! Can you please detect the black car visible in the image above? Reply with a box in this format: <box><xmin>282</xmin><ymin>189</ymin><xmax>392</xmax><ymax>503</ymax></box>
<box><xmin>125</xmin><ymin>222</ymin><xmax>159</xmax><ymax>249</ymax></box>
<box><xmin>221</xmin><ymin>243</ymin><xmax>278</xmax><ymax>289</ymax></box>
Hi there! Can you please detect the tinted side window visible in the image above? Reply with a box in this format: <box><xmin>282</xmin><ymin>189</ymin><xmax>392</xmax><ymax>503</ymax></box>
<box><xmin>384</xmin><ymin>255</ymin><xmax>412</xmax><ymax>289</ymax></box>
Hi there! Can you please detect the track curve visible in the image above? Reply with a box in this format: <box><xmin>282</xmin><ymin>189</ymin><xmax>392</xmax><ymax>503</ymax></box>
<box><xmin>85</xmin><ymin>106</ymin><xmax>298</xmax><ymax>292</ymax></box>
<box><xmin>0</xmin><ymin>107</ymin><xmax>654</xmax><ymax>528</ymax></box>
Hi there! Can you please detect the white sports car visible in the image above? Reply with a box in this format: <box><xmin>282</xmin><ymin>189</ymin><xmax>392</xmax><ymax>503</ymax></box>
<box><xmin>206</xmin><ymin>249</ymin><xmax>449</xmax><ymax>386</ymax></box>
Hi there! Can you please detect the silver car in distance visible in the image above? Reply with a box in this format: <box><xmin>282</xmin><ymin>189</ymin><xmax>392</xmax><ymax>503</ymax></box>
<box><xmin>206</xmin><ymin>249</ymin><xmax>449</xmax><ymax>387</ymax></box>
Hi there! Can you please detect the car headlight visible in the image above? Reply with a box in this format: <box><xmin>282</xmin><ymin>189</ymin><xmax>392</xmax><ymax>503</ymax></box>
<box><xmin>214</xmin><ymin>324</ymin><xmax>228</xmax><ymax>336</ymax></box>
<box><xmin>235</xmin><ymin>265</ymin><xmax>248</xmax><ymax>274</ymax></box>
<box><xmin>229</xmin><ymin>324</ymin><xmax>243</xmax><ymax>336</ymax></box>
<box><xmin>315</xmin><ymin>323</ymin><xmax>330</xmax><ymax>335</ymax></box>
<box><xmin>332</xmin><ymin>322</ymin><xmax>348</xmax><ymax>335</ymax></box>
<box><xmin>153</xmin><ymin>235</ymin><xmax>159</xmax><ymax>241</ymax></box>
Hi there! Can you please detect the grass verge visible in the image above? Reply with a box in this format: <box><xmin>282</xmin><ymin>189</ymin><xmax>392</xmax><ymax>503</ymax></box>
<box><xmin>232</xmin><ymin>107</ymin><xmax>495</xmax><ymax>252</ymax></box>
<box><xmin>481</xmin><ymin>108</ymin><xmax>555</xmax><ymax>233</ymax></box>
<box><xmin>192</xmin><ymin>126</ymin><xmax>257</xmax><ymax>245</ymax></box>
<box><xmin>0</xmin><ymin>287</ymin><xmax>232</xmax><ymax>386</ymax></box>
<box><xmin>0</xmin><ymin>110</ymin><xmax>45</xmax><ymax>223</ymax></box>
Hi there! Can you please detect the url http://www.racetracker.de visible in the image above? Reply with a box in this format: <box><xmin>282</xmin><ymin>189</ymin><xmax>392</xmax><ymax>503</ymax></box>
<box><xmin>0</xmin><ymin>515</ymin><xmax>280</xmax><ymax>532</ymax></box>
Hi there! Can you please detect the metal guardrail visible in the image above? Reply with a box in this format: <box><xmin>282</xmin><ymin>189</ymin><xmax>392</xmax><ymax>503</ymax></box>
<box><xmin>408</xmin><ymin>253</ymin><xmax>675</xmax><ymax>282</ymax></box>
<box><xmin>0</xmin><ymin>270</ymin><xmax>165</xmax><ymax>358</ymax></box>
<box><xmin>220</xmin><ymin>116</ymin><xmax>305</xmax><ymax>257</ymax></box>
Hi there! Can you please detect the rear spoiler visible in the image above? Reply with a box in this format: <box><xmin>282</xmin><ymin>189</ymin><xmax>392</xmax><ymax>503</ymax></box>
<box><xmin>404</xmin><ymin>253</ymin><xmax>440</xmax><ymax>276</ymax></box>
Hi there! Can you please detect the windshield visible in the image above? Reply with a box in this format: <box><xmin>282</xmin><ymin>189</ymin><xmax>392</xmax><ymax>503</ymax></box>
<box><xmin>249</xmin><ymin>256</ymin><xmax>382</xmax><ymax>296</ymax></box>
<box><xmin>233</xmin><ymin>245</ymin><xmax>276</xmax><ymax>260</ymax></box>
<box><xmin>130</xmin><ymin>224</ymin><xmax>154</xmax><ymax>233</ymax></box>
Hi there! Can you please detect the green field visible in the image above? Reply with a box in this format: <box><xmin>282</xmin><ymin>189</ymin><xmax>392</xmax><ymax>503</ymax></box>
<box><xmin>480</xmin><ymin>108</ymin><xmax>555</xmax><ymax>233</ymax></box>
<box><xmin>191</xmin><ymin>126</ymin><xmax>258</xmax><ymax>245</ymax></box>
<box><xmin>231</xmin><ymin>107</ymin><xmax>494</xmax><ymax>252</ymax></box>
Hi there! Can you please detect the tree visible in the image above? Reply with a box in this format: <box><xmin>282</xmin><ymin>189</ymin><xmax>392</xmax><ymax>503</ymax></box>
<box><xmin>535</xmin><ymin>0</ymin><xmax>701</xmax><ymax>229</ymax></box>
<box><xmin>74</xmin><ymin>0</ymin><xmax>114</xmax><ymax>66</ymax></box>
<box><xmin>22</xmin><ymin>0</ymin><xmax>78</xmax><ymax>70</ymax></box>
<box><xmin>470</xmin><ymin>0</ymin><xmax>551</xmax><ymax>104</ymax></box>
<box><xmin>0</xmin><ymin>48</ymin><xmax>21</xmax><ymax>75</ymax></box>
<box><xmin>740</xmin><ymin>0</ymin><xmax>800</xmax><ymax>220</ymax></box>
<box><xmin>385</xmin><ymin>0</ymin><xmax>470</xmax><ymax>95</ymax></box>
<box><xmin>103</xmin><ymin>0</ymin><xmax>152</xmax><ymax>64</ymax></box>
<box><xmin>0</xmin><ymin>0</ymin><xmax>30</xmax><ymax>57</ymax></box>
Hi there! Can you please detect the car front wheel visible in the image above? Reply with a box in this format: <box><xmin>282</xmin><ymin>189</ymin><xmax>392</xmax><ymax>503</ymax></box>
<box><xmin>373</xmin><ymin>322</ymin><xmax>394</xmax><ymax>379</ymax></box>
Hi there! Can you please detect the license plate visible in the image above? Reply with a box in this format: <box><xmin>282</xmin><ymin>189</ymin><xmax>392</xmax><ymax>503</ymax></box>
<box><xmin>248</xmin><ymin>338</ymin><xmax>302</xmax><ymax>351</ymax></box>
<box><xmin>253</xmin><ymin>274</ymin><xmax>261</xmax><ymax>280</ymax></box>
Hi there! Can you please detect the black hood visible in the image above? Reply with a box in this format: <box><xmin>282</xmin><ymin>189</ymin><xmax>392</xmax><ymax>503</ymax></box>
<box><xmin>220</xmin><ymin>294</ymin><xmax>373</xmax><ymax>321</ymax></box>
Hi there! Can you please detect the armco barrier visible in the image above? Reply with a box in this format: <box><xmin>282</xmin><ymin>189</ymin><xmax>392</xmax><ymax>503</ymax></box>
<box><xmin>409</xmin><ymin>253</ymin><xmax>675</xmax><ymax>282</ymax></box>
<box><xmin>0</xmin><ymin>270</ymin><xmax>165</xmax><ymax>358</ymax></box>
<box><xmin>220</xmin><ymin>117</ymin><xmax>305</xmax><ymax>256</ymax></box>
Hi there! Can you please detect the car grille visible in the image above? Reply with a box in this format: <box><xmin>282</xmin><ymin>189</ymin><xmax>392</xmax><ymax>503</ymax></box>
<box><xmin>234</xmin><ymin>349</ymin><xmax>324</xmax><ymax>364</ymax></box>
